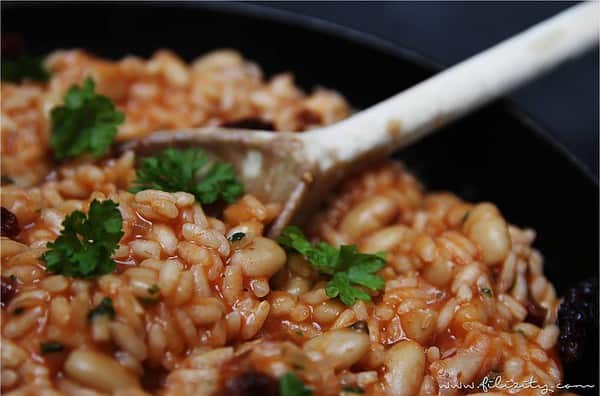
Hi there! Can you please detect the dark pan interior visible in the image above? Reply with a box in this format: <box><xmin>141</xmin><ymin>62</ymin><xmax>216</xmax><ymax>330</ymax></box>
<box><xmin>3</xmin><ymin>2</ymin><xmax>598</xmax><ymax>392</ymax></box>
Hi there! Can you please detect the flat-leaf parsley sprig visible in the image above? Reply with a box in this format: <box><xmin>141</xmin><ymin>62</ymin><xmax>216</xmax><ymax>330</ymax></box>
<box><xmin>42</xmin><ymin>199</ymin><xmax>124</xmax><ymax>279</ymax></box>
<box><xmin>50</xmin><ymin>77</ymin><xmax>124</xmax><ymax>160</ymax></box>
<box><xmin>279</xmin><ymin>372</ymin><xmax>313</xmax><ymax>396</ymax></box>
<box><xmin>130</xmin><ymin>147</ymin><xmax>244</xmax><ymax>205</ymax></box>
<box><xmin>277</xmin><ymin>226</ymin><xmax>387</xmax><ymax>306</ymax></box>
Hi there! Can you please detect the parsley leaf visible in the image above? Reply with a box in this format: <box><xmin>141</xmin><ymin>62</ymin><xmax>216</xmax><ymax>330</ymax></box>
<box><xmin>277</xmin><ymin>226</ymin><xmax>339</xmax><ymax>274</ymax></box>
<box><xmin>88</xmin><ymin>297</ymin><xmax>115</xmax><ymax>321</ymax></box>
<box><xmin>42</xmin><ymin>199</ymin><xmax>124</xmax><ymax>279</ymax></box>
<box><xmin>343</xmin><ymin>386</ymin><xmax>365</xmax><ymax>394</ymax></box>
<box><xmin>2</xmin><ymin>55</ymin><xmax>50</xmax><ymax>83</ymax></box>
<box><xmin>1</xmin><ymin>176</ymin><xmax>14</xmax><ymax>185</ymax></box>
<box><xmin>480</xmin><ymin>287</ymin><xmax>493</xmax><ymax>298</ymax></box>
<box><xmin>40</xmin><ymin>342</ymin><xmax>64</xmax><ymax>354</ymax></box>
<box><xmin>130</xmin><ymin>147</ymin><xmax>244</xmax><ymax>205</ymax></box>
<box><xmin>278</xmin><ymin>226</ymin><xmax>386</xmax><ymax>306</ymax></box>
<box><xmin>228</xmin><ymin>232</ymin><xmax>246</xmax><ymax>242</ymax></box>
<box><xmin>50</xmin><ymin>77</ymin><xmax>124</xmax><ymax>160</ymax></box>
<box><xmin>460</xmin><ymin>210</ymin><xmax>471</xmax><ymax>225</ymax></box>
<box><xmin>279</xmin><ymin>372</ymin><xmax>313</xmax><ymax>396</ymax></box>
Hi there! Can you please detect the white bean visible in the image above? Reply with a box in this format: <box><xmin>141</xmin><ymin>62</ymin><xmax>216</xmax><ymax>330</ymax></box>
<box><xmin>340</xmin><ymin>196</ymin><xmax>397</xmax><ymax>239</ymax></box>
<box><xmin>463</xmin><ymin>203</ymin><xmax>511</xmax><ymax>265</ymax></box>
<box><xmin>230</xmin><ymin>237</ymin><xmax>286</xmax><ymax>277</ymax></box>
<box><xmin>303</xmin><ymin>329</ymin><xmax>369</xmax><ymax>369</ymax></box>
<box><xmin>64</xmin><ymin>348</ymin><xmax>138</xmax><ymax>392</ymax></box>
<box><xmin>360</xmin><ymin>225</ymin><xmax>410</xmax><ymax>254</ymax></box>
<box><xmin>384</xmin><ymin>340</ymin><xmax>425</xmax><ymax>396</ymax></box>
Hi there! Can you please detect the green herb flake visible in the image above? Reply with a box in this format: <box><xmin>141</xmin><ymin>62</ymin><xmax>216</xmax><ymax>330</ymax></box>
<box><xmin>508</xmin><ymin>277</ymin><xmax>517</xmax><ymax>292</ymax></box>
<box><xmin>342</xmin><ymin>386</ymin><xmax>365</xmax><ymax>394</ymax></box>
<box><xmin>2</xmin><ymin>55</ymin><xmax>50</xmax><ymax>83</ymax></box>
<box><xmin>88</xmin><ymin>297</ymin><xmax>115</xmax><ymax>321</ymax></box>
<box><xmin>1</xmin><ymin>176</ymin><xmax>14</xmax><ymax>185</ymax></box>
<box><xmin>9</xmin><ymin>274</ymin><xmax>17</xmax><ymax>282</ymax></box>
<box><xmin>480</xmin><ymin>287</ymin><xmax>493</xmax><ymax>298</ymax></box>
<box><xmin>139</xmin><ymin>297</ymin><xmax>158</xmax><ymax>306</ymax></box>
<box><xmin>278</xmin><ymin>226</ymin><xmax>386</xmax><ymax>306</ymax></box>
<box><xmin>514</xmin><ymin>329</ymin><xmax>526</xmax><ymax>336</ymax></box>
<box><xmin>279</xmin><ymin>372</ymin><xmax>313</xmax><ymax>396</ymax></box>
<box><xmin>295</xmin><ymin>330</ymin><xmax>304</xmax><ymax>337</ymax></box>
<box><xmin>349</xmin><ymin>321</ymin><xmax>368</xmax><ymax>333</ymax></box>
<box><xmin>42</xmin><ymin>199</ymin><xmax>124</xmax><ymax>279</ymax></box>
<box><xmin>486</xmin><ymin>370</ymin><xmax>502</xmax><ymax>382</ymax></box>
<box><xmin>228</xmin><ymin>232</ymin><xmax>246</xmax><ymax>242</ymax></box>
<box><xmin>148</xmin><ymin>284</ymin><xmax>160</xmax><ymax>295</ymax></box>
<box><xmin>130</xmin><ymin>147</ymin><xmax>244</xmax><ymax>205</ymax></box>
<box><xmin>50</xmin><ymin>77</ymin><xmax>124</xmax><ymax>161</ymax></box>
<box><xmin>40</xmin><ymin>342</ymin><xmax>64</xmax><ymax>354</ymax></box>
<box><xmin>460</xmin><ymin>210</ymin><xmax>471</xmax><ymax>226</ymax></box>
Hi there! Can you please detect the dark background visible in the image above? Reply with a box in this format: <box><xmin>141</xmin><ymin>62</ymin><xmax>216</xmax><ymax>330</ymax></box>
<box><xmin>1</xmin><ymin>2</ymin><xmax>598</xmax><ymax>393</ymax></box>
<box><xmin>257</xmin><ymin>1</ymin><xmax>599</xmax><ymax>176</ymax></box>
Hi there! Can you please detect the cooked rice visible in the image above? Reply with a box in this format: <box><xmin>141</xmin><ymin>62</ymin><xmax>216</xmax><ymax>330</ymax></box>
<box><xmin>2</xmin><ymin>49</ymin><xmax>351</xmax><ymax>186</ymax></box>
<box><xmin>1</xmin><ymin>50</ymin><xmax>563</xmax><ymax>396</ymax></box>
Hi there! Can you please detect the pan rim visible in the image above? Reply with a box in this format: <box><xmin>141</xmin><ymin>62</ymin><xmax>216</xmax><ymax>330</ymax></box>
<box><xmin>169</xmin><ymin>1</ymin><xmax>599</xmax><ymax>186</ymax></box>
<box><xmin>2</xmin><ymin>1</ymin><xmax>597</xmax><ymax>185</ymax></box>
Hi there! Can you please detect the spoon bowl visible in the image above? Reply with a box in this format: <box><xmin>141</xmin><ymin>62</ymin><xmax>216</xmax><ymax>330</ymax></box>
<box><xmin>121</xmin><ymin>3</ymin><xmax>598</xmax><ymax>237</ymax></box>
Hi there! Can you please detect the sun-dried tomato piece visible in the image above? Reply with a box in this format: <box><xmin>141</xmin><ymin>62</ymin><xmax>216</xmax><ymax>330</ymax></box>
<box><xmin>1</xmin><ymin>275</ymin><xmax>18</xmax><ymax>307</ymax></box>
<box><xmin>1</xmin><ymin>207</ymin><xmax>20</xmax><ymax>238</ymax></box>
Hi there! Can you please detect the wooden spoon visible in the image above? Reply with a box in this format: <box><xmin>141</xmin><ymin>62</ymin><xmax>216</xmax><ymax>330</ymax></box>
<box><xmin>121</xmin><ymin>3</ymin><xmax>598</xmax><ymax>237</ymax></box>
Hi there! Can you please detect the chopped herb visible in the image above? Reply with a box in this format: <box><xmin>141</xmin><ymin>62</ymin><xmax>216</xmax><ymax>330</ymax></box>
<box><xmin>1</xmin><ymin>176</ymin><xmax>14</xmax><ymax>184</ymax></box>
<box><xmin>9</xmin><ymin>274</ymin><xmax>17</xmax><ymax>282</ymax></box>
<box><xmin>480</xmin><ymin>287</ymin><xmax>493</xmax><ymax>298</ymax></box>
<box><xmin>42</xmin><ymin>199</ymin><xmax>123</xmax><ymax>279</ymax></box>
<box><xmin>460</xmin><ymin>210</ymin><xmax>471</xmax><ymax>225</ymax></box>
<box><xmin>130</xmin><ymin>147</ymin><xmax>244</xmax><ymax>205</ymax></box>
<box><xmin>292</xmin><ymin>363</ymin><xmax>305</xmax><ymax>371</ymax></box>
<box><xmin>295</xmin><ymin>330</ymin><xmax>304</xmax><ymax>337</ymax></box>
<box><xmin>514</xmin><ymin>328</ymin><xmax>526</xmax><ymax>336</ymax></box>
<box><xmin>50</xmin><ymin>77</ymin><xmax>124</xmax><ymax>160</ymax></box>
<box><xmin>40</xmin><ymin>342</ymin><xmax>64</xmax><ymax>354</ymax></box>
<box><xmin>486</xmin><ymin>370</ymin><xmax>502</xmax><ymax>383</ymax></box>
<box><xmin>508</xmin><ymin>277</ymin><xmax>517</xmax><ymax>292</ymax></box>
<box><xmin>343</xmin><ymin>386</ymin><xmax>365</xmax><ymax>394</ymax></box>
<box><xmin>13</xmin><ymin>307</ymin><xmax>25</xmax><ymax>315</ymax></box>
<box><xmin>349</xmin><ymin>321</ymin><xmax>368</xmax><ymax>333</ymax></box>
<box><xmin>148</xmin><ymin>284</ymin><xmax>159</xmax><ymax>295</ymax></box>
<box><xmin>228</xmin><ymin>232</ymin><xmax>246</xmax><ymax>242</ymax></box>
<box><xmin>278</xmin><ymin>226</ymin><xmax>386</xmax><ymax>306</ymax></box>
<box><xmin>279</xmin><ymin>372</ymin><xmax>312</xmax><ymax>396</ymax></box>
<box><xmin>88</xmin><ymin>297</ymin><xmax>115</xmax><ymax>321</ymax></box>
<box><xmin>138</xmin><ymin>297</ymin><xmax>159</xmax><ymax>305</ymax></box>
<box><xmin>2</xmin><ymin>55</ymin><xmax>50</xmax><ymax>83</ymax></box>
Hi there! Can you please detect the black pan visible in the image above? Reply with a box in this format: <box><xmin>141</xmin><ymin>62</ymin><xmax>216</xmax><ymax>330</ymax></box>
<box><xmin>3</xmin><ymin>2</ymin><xmax>598</xmax><ymax>393</ymax></box>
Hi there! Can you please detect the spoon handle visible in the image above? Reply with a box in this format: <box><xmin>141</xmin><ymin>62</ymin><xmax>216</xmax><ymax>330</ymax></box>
<box><xmin>303</xmin><ymin>2</ymin><xmax>599</xmax><ymax>171</ymax></box>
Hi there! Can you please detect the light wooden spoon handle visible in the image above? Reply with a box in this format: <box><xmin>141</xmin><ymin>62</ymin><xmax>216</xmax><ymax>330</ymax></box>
<box><xmin>302</xmin><ymin>2</ymin><xmax>599</xmax><ymax>171</ymax></box>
